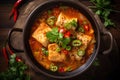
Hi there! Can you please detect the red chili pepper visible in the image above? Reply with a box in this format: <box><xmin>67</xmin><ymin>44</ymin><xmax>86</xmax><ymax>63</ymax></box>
<box><xmin>13</xmin><ymin>10</ymin><xmax>18</xmax><ymax>22</ymax></box>
<box><xmin>59</xmin><ymin>67</ymin><xmax>64</xmax><ymax>72</ymax></box>
<box><xmin>14</xmin><ymin>0</ymin><xmax>23</xmax><ymax>8</ymax></box>
<box><xmin>7</xmin><ymin>45</ymin><xmax>14</xmax><ymax>55</ymax></box>
<box><xmin>84</xmin><ymin>25</ymin><xmax>89</xmax><ymax>31</ymax></box>
<box><xmin>9</xmin><ymin>0</ymin><xmax>23</xmax><ymax>22</ymax></box>
<box><xmin>16</xmin><ymin>57</ymin><xmax>22</xmax><ymax>62</ymax></box>
<box><xmin>2</xmin><ymin>47</ymin><xmax>8</xmax><ymax>64</ymax></box>
<box><xmin>64</xmin><ymin>31</ymin><xmax>71</xmax><ymax>38</ymax></box>
<box><xmin>7</xmin><ymin>45</ymin><xmax>22</xmax><ymax>62</ymax></box>
<box><xmin>61</xmin><ymin>49</ymin><xmax>69</xmax><ymax>55</ymax></box>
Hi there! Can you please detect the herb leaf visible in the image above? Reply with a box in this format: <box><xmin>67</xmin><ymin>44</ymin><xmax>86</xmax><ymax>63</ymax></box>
<box><xmin>46</xmin><ymin>28</ymin><xmax>71</xmax><ymax>49</ymax></box>
<box><xmin>90</xmin><ymin>0</ymin><xmax>114</xmax><ymax>27</ymax></box>
<box><xmin>46</xmin><ymin>27</ymin><xmax>59</xmax><ymax>42</ymax></box>
<box><xmin>0</xmin><ymin>54</ymin><xmax>30</xmax><ymax>80</ymax></box>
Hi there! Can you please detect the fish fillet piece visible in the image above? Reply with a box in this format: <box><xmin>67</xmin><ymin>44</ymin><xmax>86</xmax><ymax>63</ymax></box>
<box><xmin>77</xmin><ymin>33</ymin><xmax>92</xmax><ymax>50</ymax></box>
<box><xmin>32</xmin><ymin>22</ymin><xmax>51</xmax><ymax>47</ymax></box>
<box><xmin>56</xmin><ymin>12</ymin><xmax>77</xmax><ymax>27</ymax></box>
<box><xmin>48</xmin><ymin>43</ymin><xmax>66</xmax><ymax>62</ymax></box>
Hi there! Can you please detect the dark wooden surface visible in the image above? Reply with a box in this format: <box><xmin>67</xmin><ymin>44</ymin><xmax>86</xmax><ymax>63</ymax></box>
<box><xmin>0</xmin><ymin>0</ymin><xmax>120</xmax><ymax>80</ymax></box>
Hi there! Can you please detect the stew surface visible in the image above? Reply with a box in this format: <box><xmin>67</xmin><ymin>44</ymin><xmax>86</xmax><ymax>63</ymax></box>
<box><xmin>29</xmin><ymin>5</ymin><xmax>96</xmax><ymax>72</ymax></box>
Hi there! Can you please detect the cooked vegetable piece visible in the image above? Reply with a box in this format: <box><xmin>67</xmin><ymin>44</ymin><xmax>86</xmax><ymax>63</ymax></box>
<box><xmin>78</xmin><ymin>27</ymin><xmax>85</xmax><ymax>33</ymax></box>
<box><xmin>72</xmin><ymin>40</ymin><xmax>82</xmax><ymax>46</ymax></box>
<box><xmin>66</xmin><ymin>46</ymin><xmax>71</xmax><ymax>51</ymax></box>
<box><xmin>46</xmin><ymin>16</ymin><xmax>56</xmax><ymax>26</ymax></box>
<box><xmin>48</xmin><ymin>10</ymin><xmax>52</xmax><ymax>15</ymax></box>
<box><xmin>50</xmin><ymin>64</ymin><xmax>58</xmax><ymax>72</ymax></box>
<box><xmin>77</xmin><ymin>49</ymin><xmax>85</xmax><ymax>56</ymax></box>
<box><xmin>64</xmin><ymin>31</ymin><xmax>71</xmax><ymax>38</ymax></box>
<box><xmin>61</xmin><ymin>38</ymin><xmax>71</xmax><ymax>48</ymax></box>
<box><xmin>56</xmin><ymin>47</ymin><xmax>61</xmax><ymax>52</ymax></box>
<box><xmin>61</xmin><ymin>49</ymin><xmax>69</xmax><ymax>55</ymax></box>
<box><xmin>64</xmin><ymin>19</ymin><xmax>77</xmax><ymax>29</ymax></box>
<box><xmin>42</xmin><ymin>47</ymin><xmax>48</xmax><ymax>56</ymax></box>
<box><xmin>58</xmin><ymin>67</ymin><xmax>64</xmax><ymax>72</ymax></box>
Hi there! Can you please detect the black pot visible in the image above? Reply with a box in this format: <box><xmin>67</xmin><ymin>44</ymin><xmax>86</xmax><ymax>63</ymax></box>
<box><xmin>8</xmin><ymin>0</ymin><xmax>113</xmax><ymax>79</ymax></box>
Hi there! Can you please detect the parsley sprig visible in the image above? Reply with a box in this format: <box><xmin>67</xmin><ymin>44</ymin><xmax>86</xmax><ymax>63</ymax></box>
<box><xmin>90</xmin><ymin>0</ymin><xmax>114</xmax><ymax>27</ymax></box>
<box><xmin>0</xmin><ymin>54</ymin><xmax>30</xmax><ymax>80</ymax></box>
<box><xmin>46</xmin><ymin>27</ymin><xmax>71</xmax><ymax>49</ymax></box>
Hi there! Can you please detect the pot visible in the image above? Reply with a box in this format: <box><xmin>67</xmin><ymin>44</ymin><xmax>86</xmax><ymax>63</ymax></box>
<box><xmin>8</xmin><ymin>0</ymin><xmax>113</xmax><ymax>79</ymax></box>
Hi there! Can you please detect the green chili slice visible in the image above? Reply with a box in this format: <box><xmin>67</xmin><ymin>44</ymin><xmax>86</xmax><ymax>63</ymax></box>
<box><xmin>50</xmin><ymin>64</ymin><xmax>58</xmax><ymax>72</ymax></box>
<box><xmin>77</xmin><ymin>49</ymin><xmax>85</xmax><ymax>56</ymax></box>
<box><xmin>72</xmin><ymin>40</ymin><xmax>82</xmax><ymax>46</ymax></box>
<box><xmin>66</xmin><ymin>46</ymin><xmax>71</xmax><ymax>51</ymax></box>
<box><xmin>46</xmin><ymin>16</ymin><xmax>56</xmax><ymax>26</ymax></box>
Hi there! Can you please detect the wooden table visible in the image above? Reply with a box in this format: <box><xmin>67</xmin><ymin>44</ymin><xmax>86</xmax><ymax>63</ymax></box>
<box><xmin>0</xmin><ymin>0</ymin><xmax>120</xmax><ymax>80</ymax></box>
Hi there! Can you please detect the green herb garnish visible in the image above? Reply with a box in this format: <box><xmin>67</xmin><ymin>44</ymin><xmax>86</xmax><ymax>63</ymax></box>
<box><xmin>46</xmin><ymin>27</ymin><xmax>59</xmax><ymax>42</ymax></box>
<box><xmin>92</xmin><ymin>58</ymin><xmax>100</xmax><ymax>66</ymax></box>
<box><xmin>42</xmin><ymin>47</ymin><xmax>49</xmax><ymax>56</ymax></box>
<box><xmin>0</xmin><ymin>54</ymin><xmax>30</xmax><ymax>80</ymax></box>
<box><xmin>90</xmin><ymin>0</ymin><xmax>114</xmax><ymax>27</ymax></box>
<box><xmin>64</xmin><ymin>19</ymin><xmax>77</xmax><ymax>29</ymax></box>
<box><xmin>46</xmin><ymin>27</ymin><xmax>71</xmax><ymax>49</ymax></box>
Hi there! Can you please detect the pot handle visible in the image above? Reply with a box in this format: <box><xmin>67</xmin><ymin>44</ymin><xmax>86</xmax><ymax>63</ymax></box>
<box><xmin>94</xmin><ymin>14</ymin><xmax>113</xmax><ymax>54</ymax></box>
<box><xmin>8</xmin><ymin>28</ymin><xmax>24</xmax><ymax>52</ymax></box>
<box><xmin>101</xmin><ymin>30</ymin><xmax>113</xmax><ymax>54</ymax></box>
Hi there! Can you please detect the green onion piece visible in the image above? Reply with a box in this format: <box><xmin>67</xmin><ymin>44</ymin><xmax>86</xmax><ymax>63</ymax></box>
<box><xmin>72</xmin><ymin>40</ymin><xmax>82</xmax><ymax>46</ymax></box>
<box><xmin>50</xmin><ymin>64</ymin><xmax>58</xmax><ymax>72</ymax></box>
<box><xmin>56</xmin><ymin>47</ymin><xmax>61</xmax><ymax>52</ymax></box>
<box><xmin>42</xmin><ymin>48</ymin><xmax>48</xmax><ymax>56</ymax></box>
<box><xmin>45</xmin><ymin>51</ymin><xmax>48</xmax><ymax>55</ymax></box>
<box><xmin>77</xmin><ymin>49</ymin><xmax>85</xmax><ymax>56</ymax></box>
<box><xmin>48</xmin><ymin>10</ymin><xmax>52</xmax><ymax>15</ymax></box>
<box><xmin>64</xmin><ymin>20</ymin><xmax>77</xmax><ymax>29</ymax></box>
<box><xmin>66</xmin><ymin>46</ymin><xmax>71</xmax><ymax>51</ymax></box>
<box><xmin>78</xmin><ymin>27</ymin><xmax>84</xmax><ymax>33</ymax></box>
<box><xmin>64</xmin><ymin>22</ymin><xmax>72</xmax><ymax>29</ymax></box>
<box><xmin>58</xmin><ymin>32</ymin><xmax>63</xmax><ymax>39</ymax></box>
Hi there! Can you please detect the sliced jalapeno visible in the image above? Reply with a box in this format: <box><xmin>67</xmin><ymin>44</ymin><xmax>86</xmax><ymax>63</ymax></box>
<box><xmin>46</xmin><ymin>16</ymin><xmax>56</xmax><ymax>26</ymax></box>
<box><xmin>66</xmin><ymin>46</ymin><xmax>71</xmax><ymax>51</ymax></box>
<box><xmin>77</xmin><ymin>49</ymin><xmax>85</xmax><ymax>56</ymax></box>
<box><xmin>72</xmin><ymin>40</ymin><xmax>82</xmax><ymax>46</ymax></box>
<box><xmin>50</xmin><ymin>64</ymin><xmax>58</xmax><ymax>72</ymax></box>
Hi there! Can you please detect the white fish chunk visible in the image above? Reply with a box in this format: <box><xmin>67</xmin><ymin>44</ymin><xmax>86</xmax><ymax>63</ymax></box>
<box><xmin>32</xmin><ymin>22</ymin><xmax>51</xmax><ymax>47</ymax></box>
<box><xmin>56</xmin><ymin>12</ymin><xmax>77</xmax><ymax>27</ymax></box>
<box><xmin>77</xmin><ymin>33</ymin><xmax>92</xmax><ymax>50</ymax></box>
<box><xmin>48</xmin><ymin>43</ymin><xmax>66</xmax><ymax>62</ymax></box>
